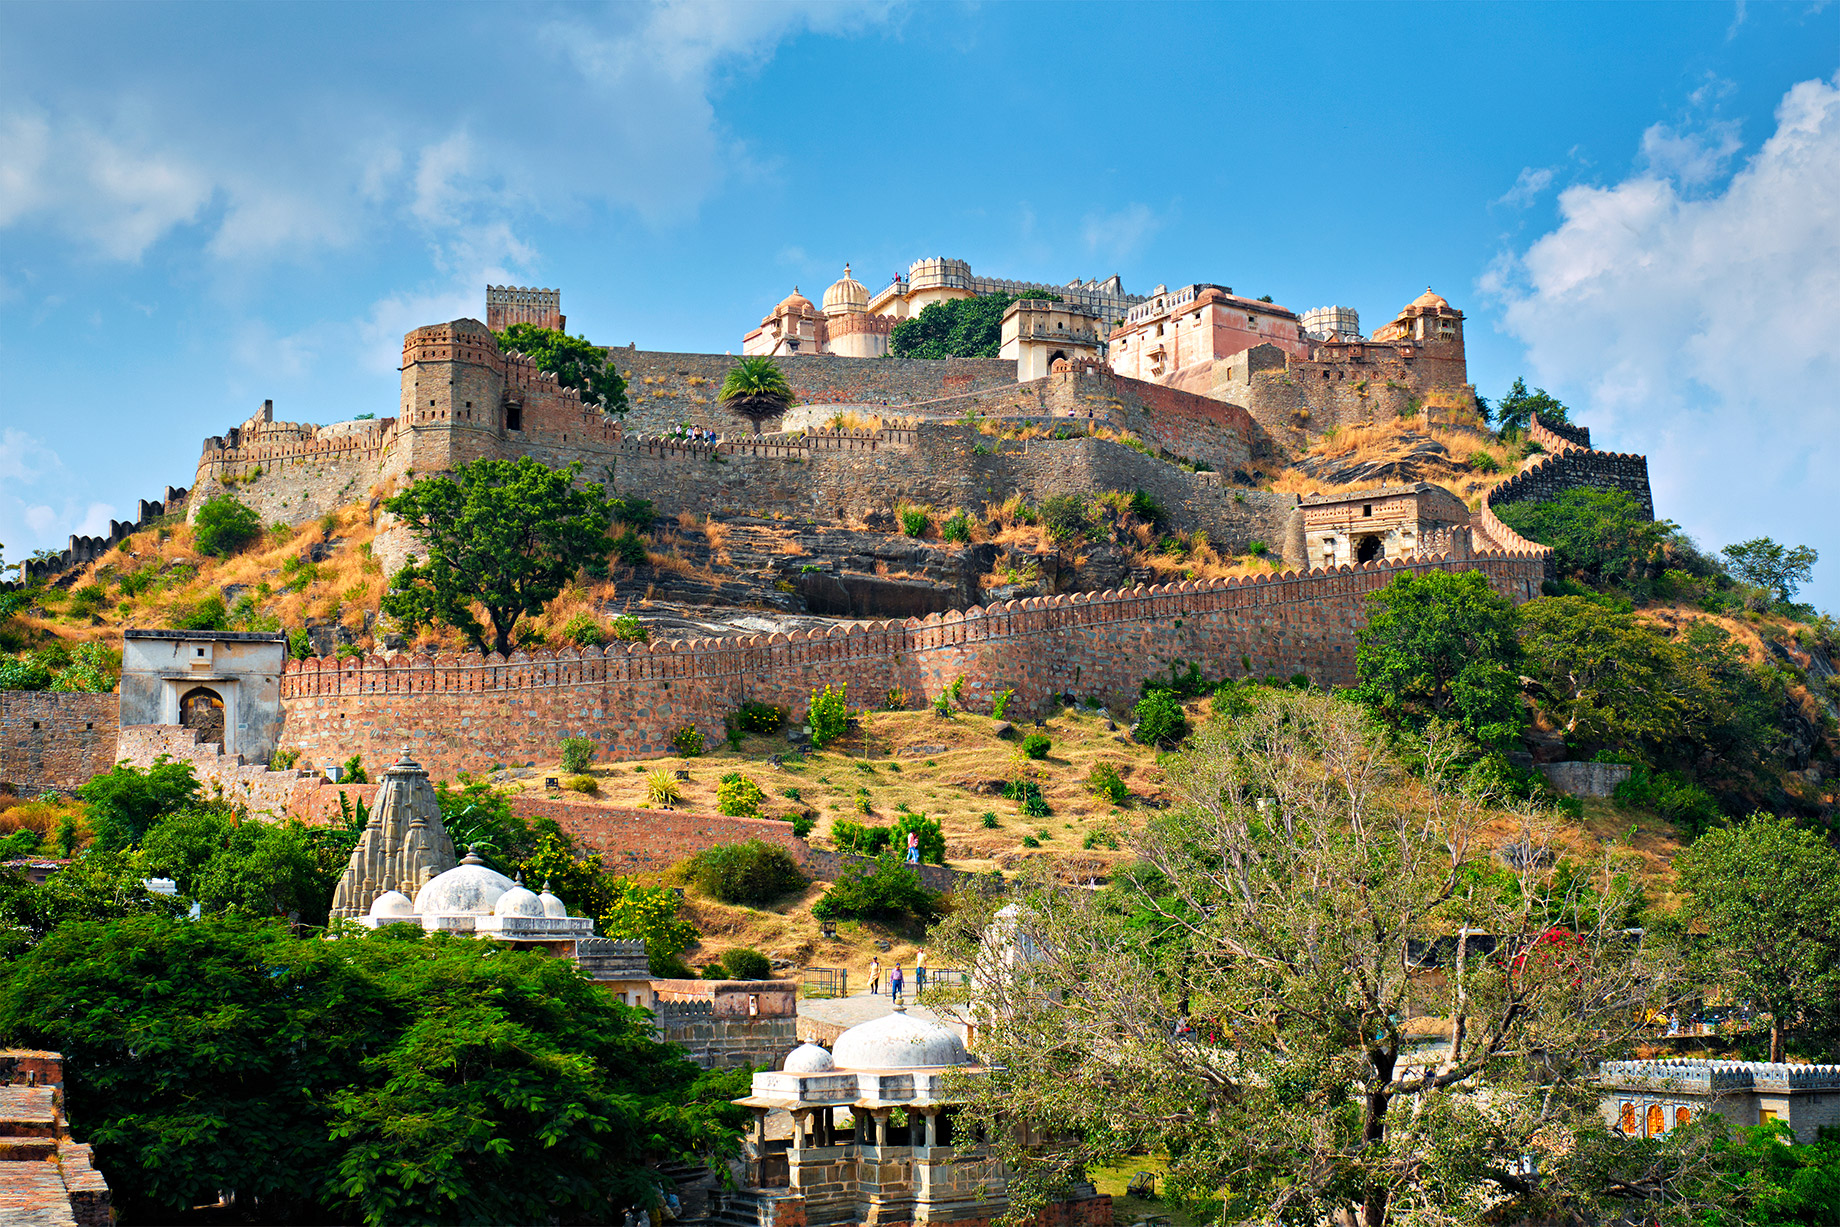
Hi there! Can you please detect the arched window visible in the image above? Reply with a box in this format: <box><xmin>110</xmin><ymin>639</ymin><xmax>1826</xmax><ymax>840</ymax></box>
<box><xmin>1675</xmin><ymin>1106</ymin><xmax>1691</xmax><ymax>1129</ymax></box>
<box><xmin>180</xmin><ymin>686</ymin><xmax>225</xmax><ymax>748</ymax></box>
<box><xmin>1619</xmin><ymin>1103</ymin><xmax>1637</xmax><ymax>1135</ymax></box>
<box><xmin>1646</xmin><ymin>1104</ymin><xmax>1665</xmax><ymax>1137</ymax></box>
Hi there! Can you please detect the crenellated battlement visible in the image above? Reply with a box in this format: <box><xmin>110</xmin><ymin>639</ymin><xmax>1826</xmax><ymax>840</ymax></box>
<box><xmin>1478</xmin><ymin>413</ymin><xmax>1653</xmax><ymax>564</ymax></box>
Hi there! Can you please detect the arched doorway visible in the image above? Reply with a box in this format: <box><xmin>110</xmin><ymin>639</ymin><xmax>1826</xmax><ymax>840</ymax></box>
<box><xmin>1618</xmin><ymin>1103</ymin><xmax>1636</xmax><ymax>1135</ymax></box>
<box><xmin>1356</xmin><ymin>535</ymin><xmax>1383</xmax><ymax>563</ymax></box>
<box><xmin>1674</xmin><ymin>1106</ymin><xmax>1691</xmax><ymax>1129</ymax></box>
<box><xmin>1646</xmin><ymin>1103</ymin><xmax>1665</xmax><ymax>1137</ymax></box>
<box><xmin>180</xmin><ymin>686</ymin><xmax>225</xmax><ymax>748</ymax></box>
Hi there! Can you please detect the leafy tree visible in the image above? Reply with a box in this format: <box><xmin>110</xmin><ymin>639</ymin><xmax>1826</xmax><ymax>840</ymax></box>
<box><xmin>435</xmin><ymin>779</ymin><xmax>557</xmax><ymax>870</ymax></box>
<box><xmin>600</xmin><ymin>877</ymin><xmax>700</xmax><ymax>975</ymax></box>
<box><xmin>718</xmin><ymin>947</ymin><xmax>772</xmax><ymax>980</ymax></box>
<box><xmin>889</xmin><ymin>811</ymin><xmax>946</xmax><ymax>866</ymax></box>
<box><xmin>1723</xmin><ymin>537</ymin><xmax>1818</xmax><ymax>603</ymax></box>
<box><xmin>48</xmin><ymin>641</ymin><xmax>119</xmax><ymax>692</ymax></box>
<box><xmin>1353</xmin><ymin>569</ymin><xmax>1525</xmax><ymax>749</ymax></box>
<box><xmin>681</xmin><ymin>839</ymin><xmax>807</xmax><ymax>906</ymax></box>
<box><xmin>192</xmin><ymin>493</ymin><xmax>263</xmax><ymax>557</ymax></box>
<box><xmin>1674</xmin><ymin>813</ymin><xmax>1840</xmax><ymax>1063</ymax></box>
<box><xmin>77</xmin><ymin>757</ymin><xmax>201</xmax><ymax>851</ymax></box>
<box><xmin>1518</xmin><ymin>596</ymin><xmax>1702</xmax><ymax>756</ymax></box>
<box><xmin>1494</xmin><ymin>488</ymin><xmax>1670</xmax><ymax>587</ymax></box>
<box><xmin>494</xmin><ymin>323</ymin><xmax>628</xmax><ymax>414</ymax></box>
<box><xmin>138</xmin><ymin>809</ymin><xmax>339</xmax><ymax>927</ymax></box>
<box><xmin>811</xmin><ymin>852</ymin><xmax>944</xmax><ymax>923</ymax></box>
<box><xmin>890</xmin><ymin>292</ymin><xmax>1059</xmax><ymax>360</ymax></box>
<box><xmin>0</xmin><ymin>915</ymin><xmax>747</xmax><ymax>1224</ymax></box>
<box><xmin>1675</xmin><ymin>1118</ymin><xmax>1840</xmax><ymax>1225</ymax></box>
<box><xmin>516</xmin><ymin>830</ymin><xmax>615</xmax><ymax>924</ymax></box>
<box><xmin>383</xmin><ymin>457</ymin><xmax>616</xmax><ymax>656</ymax></box>
<box><xmin>932</xmin><ymin>689</ymin><xmax>1677</xmax><ymax>1227</ymax></box>
<box><xmin>0</xmin><ymin>850</ymin><xmax>186</xmax><ymax>957</ymax></box>
<box><xmin>807</xmin><ymin>682</ymin><xmax>849</xmax><ymax>748</ymax></box>
<box><xmin>717</xmin><ymin>355</ymin><xmax>795</xmax><ymax>435</ymax></box>
<box><xmin>1133</xmin><ymin>689</ymin><xmax>1189</xmax><ymax>747</ymax></box>
<box><xmin>1494</xmin><ymin>376</ymin><xmax>1568</xmax><ymax>434</ymax></box>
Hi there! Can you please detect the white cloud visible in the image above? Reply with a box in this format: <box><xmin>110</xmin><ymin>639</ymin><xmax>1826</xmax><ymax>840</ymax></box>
<box><xmin>1496</xmin><ymin>166</ymin><xmax>1555</xmax><ymax>209</ymax></box>
<box><xmin>23</xmin><ymin>506</ymin><xmax>55</xmax><ymax>536</ymax></box>
<box><xmin>1081</xmin><ymin>203</ymin><xmax>1162</xmax><ymax>263</ymax></box>
<box><xmin>1490</xmin><ymin>74</ymin><xmax>1840</xmax><ymax>605</ymax></box>
<box><xmin>1638</xmin><ymin>118</ymin><xmax>1743</xmax><ymax>188</ymax></box>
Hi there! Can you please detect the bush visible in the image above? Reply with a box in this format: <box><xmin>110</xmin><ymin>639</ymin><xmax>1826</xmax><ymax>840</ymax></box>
<box><xmin>1134</xmin><ymin>689</ymin><xmax>1189</xmax><ymax>748</ymax></box>
<box><xmin>683</xmin><ymin>840</ymin><xmax>807</xmax><ymax>906</ymax></box>
<box><xmin>811</xmin><ymin>853</ymin><xmax>945</xmax><ymax>923</ymax></box>
<box><xmin>981</xmin><ymin>812</ymin><xmax>1000</xmax><ymax>829</ymax></box>
<box><xmin>671</xmin><ymin>726</ymin><xmax>705</xmax><ymax>757</ymax></box>
<box><xmin>899</xmin><ymin>505</ymin><xmax>931</xmax><ymax>537</ymax></box>
<box><xmin>1246</xmin><ymin>540</ymin><xmax>1270</xmax><ymax>558</ymax></box>
<box><xmin>942</xmin><ymin>512</ymin><xmax>971</xmax><ymax>543</ymax></box>
<box><xmin>890</xmin><ymin>812</ymin><xmax>947</xmax><ymax>865</ymax></box>
<box><xmin>613</xmin><ymin>528</ymin><xmax>649</xmax><ymax>567</ymax></box>
<box><xmin>560</xmin><ymin>614</ymin><xmax>606</xmax><ymax>647</ymax></box>
<box><xmin>785</xmin><ymin>812</ymin><xmax>815</xmax><ymax>839</ymax></box>
<box><xmin>564</xmin><ymin>775</ymin><xmax>598</xmax><ymax>795</ymax></box>
<box><xmin>808</xmin><ymin>683</ymin><xmax>850</xmax><ymax>748</ymax></box>
<box><xmin>1022</xmin><ymin>732</ymin><xmax>1051</xmax><ymax>759</ymax></box>
<box><xmin>1613</xmin><ymin>766</ymin><xmax>1724</xmax><ymax>837</ymax></box>
<box><xmin>610</xmin><ymin>615</ymin><xmax>648</xmax><ymax>642</ymax></box>
<box><xmin>1040</xmin><ymin>493</ymin><xmax>1094</xmax><ymax>544</ymax></box>
<box><xmin>1466</xmin><ymin>450</ymin><xmax>1502</xmax><ymax>475</ymax></box>
<box><xmin>645</xmin><ymin>770</ymin><xmax>683</xmax><ymax>807</ymax></box>
<box><xmin>192</xmin><ymin>494</ymin><xmax>262</xmax><ymax>557</ymax></box>
<box><xmin>560</xmin><ymin>737</ymin><xmax>596</xmax><ymax>774</ymax></box>
<box><xmin>1021</xmin><ymin>834</ymin><xmax>1041</xmax><ymax>848</ymax></box>
<box><xmin>719</xmin><ymin>948</ymin><xmax>773</xmax><ymax>980</ymax></box>
<box><xmin>991</xmin><ymin>688</ymin><xmax>1014</xmax><ymax>720</ymax></box>
<box><xmin>172</xmin><ymin>594</ymin><xmax>229</xmax><ymax>631</ymax></box>
<box><xmin>729</xmin><ymin>701</ymin><xmax>786</xmax><ymax>736</ymax></box>
<box><xmin>832</xmin><ymin>819</ymin><xmax>893</xmax><ymax>856</ymax></box>
<box><xmin>1002</xmin><ymin>779</ymin><xmax>1051</xmax><ymax>818</ymax></box>
<box><xmin>716</xmin><ymin>773</ymin><xmax>766</xmax><ymax>817</ymax></box>
<box><xmin>1086</xmin><ymin>762</ymin><xmax>1128</xmax><ymax>804</ymax></box>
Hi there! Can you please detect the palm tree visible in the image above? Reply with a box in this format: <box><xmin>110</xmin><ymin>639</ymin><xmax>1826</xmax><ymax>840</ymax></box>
<box><xmin>718</xmin><ymin>356</ymin><xmax>795</xmax><ymax>435</ymax></box>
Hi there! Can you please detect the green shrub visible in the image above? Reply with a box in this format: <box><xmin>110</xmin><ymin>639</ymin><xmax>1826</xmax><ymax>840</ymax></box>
<box><xmin>808</xmin><ymin>683</ymin><xmax>849</xmax><ymax>748</ymax></box>
<box><xmin>1021</xmin><ymin>834</ymin><xmax>1041</xmax><ymax>848</ymax></box>
<box><xmin>717</xmin><ymin>773</ymin><xmax>766</xmax><ymax>817</ymax></box>
<box><xmin>172</xmin><ymin>594</ymin><xmax>229</xmax><ymax>632</ymax></box>
<box><xmin>1086</xmin><ymin>762</ymin><xmax>1128</xmax><ymax>803</ymax></box>
<box><xmin>811</xmin><ymin>853</ymin><xmax>944</xmax><ymax>923</ymax></box>
<box><xmin>786</xmin><ymin>812</ymin><xmax>815</xmax><ymax>839</ymax></box>
<box><xmin>683</xmin><ymin>839</ymin><xmax>807</xmax><ymax>905</ymax></box>
<box><xmin>68</xmin><ymin>585</ymin><xmax>107</xmax><ymax>619</ymax></box>
<box><xmin>832</xmin><ymin>819</ymin><xmax>893</xmax><ymax>856</ymax></box>
<box><xmin>1040</xmin><ymin>493</ymin><xmax>1094</xmax><ymax>544</ymax></box>
<box><xmin>613</xmin><ymin>528</ymin><xmax>649</xmax><ymax>567</ymax></box>
<box><xmin>1466</xmin><ymin>450</ymin><xmax>1502</xmax><ymax>475</ymax></box>
<box><xmin>942</xmin><ymin>512</ymin><xmax>971</xmax><ymax>543</ymax></box>
<box><xmin>1246</xmin><ymin>540</ymin><xmax>1270</xmax><ymax>558</ymax></box>
<box><xmin>561</xmin><ymin>614</ymin><xmax>606</xmax><ymax>647</ymax></box>
<box><xmin>899</xmin><ymin>506</ymin><xmax>931</xmax><ymax>537</ymax></box>
<box><xmin>610</xmin><ymin>615</ymin><xmax>648</xmax><ymax>642</ymax></box>
<box><xmin>560</xmin><ymin>737</ymin><xmax>596</xmax><ymax>774</ymax></box>
<box><xmin>932</xmin><ymin>676</ymin><xmax>964</xmax><ymax>717</ymax></box>
<box><xmin>729</xmin><ymin>701</ymin><xmax>786</xmax><ymax>736</ymax></box>
<box><xmin>645</xmin><ymin>770</ymin><xmax>683</xmax><ymax>807</ymax></box>
<box><xmin>719</xmin><ymin>947</ymin><xmax>773</xmax><ymax>980</ymax></box>
<box><xmin>193</xmin><ymin>494</ymin><xmax>262</xmax><ymax>557</ymax></box>
<box><xmin>671</xmin><ymin>726</ymin><xmax>705</xmax><ymax>757</ymax></box>
<box><xmin>1134</xmin><ymin>689</ymin><xmax>1189</xmax><ymax>747</ymax></box>
<box><xmin>1612</xmin><ymin>766</ymin><xmax>1724</xmax><ymax>837</ymax></box>
<box><xmin>1022</xmin><ymin>732</ymin><xmax>1051</xmax><ymax>760</ymax></box>
<box><xmin>1003</xmin><ymin>779</ymin><xmax>1051</xmax><ymax>818</ymax></box>
<box><xmin>287</xmin><ymin>628</ymin><xmax>313</xmax><ymax>660</ymax></box>
<box><xmin>991</xmin><ymin>688</ymin><xmax>1014</xmax><ymax>720</ymax></box>
<box><xmin>981</xmin><ymin>812</ymin><xmax>1000</xmax><ymax>829</ymax></box>
<box><xmin>890</xmin><ymin>812</ymin><xmax>947</xmax><ymax>865</ymax></box>
<box><xmin>564</xmin><ymin>775</ymin><xmax>598</xmax><ymax>795</ymax></box>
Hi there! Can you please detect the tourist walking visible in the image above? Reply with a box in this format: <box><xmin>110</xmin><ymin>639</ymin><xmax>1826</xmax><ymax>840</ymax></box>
<box><xmin>914</xmin><ymin>948</ymin><xmax>927</xmax><ymax>999</ymax></box>
<box><xmin>906</xmin><ymin>829</ymin><xmax>921</xmax><ymax>865</ymax></box>
<box><xmin>890</xmin><ymin>964</ymin><xmax>905</xmax><ymax>1005</ymax></box>
<box><xmin>868</xmin><ymin>957</ymin><xmax>881</xmax><ymax>996</ymax></box>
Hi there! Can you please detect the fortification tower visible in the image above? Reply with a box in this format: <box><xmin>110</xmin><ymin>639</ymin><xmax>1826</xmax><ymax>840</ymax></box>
<box><xmin>398</xmin><ymin>319</ymin><xmax>512</xmax><ymax>473</ymax></box>
<box><xmin>486</xmin><ymin>285</ymin><xmax>564</xmax><ymax>333</ymax></box>
<box><xmin>1371</xmin><ymin>289</ymin><xmax>1467</xmax><ymax>395</ymax></box>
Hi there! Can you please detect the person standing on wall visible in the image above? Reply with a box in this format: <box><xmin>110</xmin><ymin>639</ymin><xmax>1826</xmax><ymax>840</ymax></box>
<box><xmin>890</xmin><ymin>963</ymin><xmax>905</xmax><ymax>1006</ymax></box>
<box><xmin>915</xmin><ymin>948</ymin><xmax>927</xmax><ymax>1000</ymax></box>
<box><xmin>869</xmin><ymin>956</ymin><xmax>882</xmax><ymax>996</ymax></box>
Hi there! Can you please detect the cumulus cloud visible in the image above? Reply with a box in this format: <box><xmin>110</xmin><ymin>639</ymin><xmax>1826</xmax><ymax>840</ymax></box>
<box><xmin>0</xmin><ymin>430</ymin><xmax>115</xmax><ymax>564</ymax></box>
<box><xmin>1489</xmin><ymin>73</ymin><xmax>1840</xmax><ymax>605</ymax></box>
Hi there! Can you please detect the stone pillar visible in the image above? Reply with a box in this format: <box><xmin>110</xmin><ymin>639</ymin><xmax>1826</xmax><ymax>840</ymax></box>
<box><xmin>791</xmin><ymin>1109</ymin><xmax>808</xmax><ymax>1150</ymax></box>
<box><xmin>871</xmin><ymin>1109</ymin><xmax>890</xmax><ymax>1147</ymax></box>
<box><xmin>921</xmin><ymin>1109</ymin><xmax>936</xmax><ymax>1149</ymax></box>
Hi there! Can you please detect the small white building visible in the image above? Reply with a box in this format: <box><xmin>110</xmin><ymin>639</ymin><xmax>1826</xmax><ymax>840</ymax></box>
<box><xmin>1599</xmin><ymin>1059</ymin><xmax>1840</xmax><ymax>1143</ymax></box>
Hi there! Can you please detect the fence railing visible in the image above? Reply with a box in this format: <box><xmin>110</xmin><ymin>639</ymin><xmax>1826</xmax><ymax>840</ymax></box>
<box><xmin>801</xmin><ymin>967</ymin><xmax>849</xmax><ymax>999</ymax></box>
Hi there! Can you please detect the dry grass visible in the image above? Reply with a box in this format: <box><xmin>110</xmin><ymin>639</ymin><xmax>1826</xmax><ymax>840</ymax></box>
<box><xmin>827</xmin><ymin>411</ymin><xmax>884</xmax><ymax>433</ymax></box>
<box><xmin>1266</xmin><ymin>419</ymin><xmax>1524</xmax><ymax>505</ymax></box>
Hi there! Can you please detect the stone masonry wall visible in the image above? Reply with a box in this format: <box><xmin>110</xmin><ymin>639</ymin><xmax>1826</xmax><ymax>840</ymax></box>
<box><xmin>114</xmin><ymin>724</ymin><xmax>367</xmax><ymax>822</ymax></box>
<box><xmin>275</xmin><ymin>550</ymin><xmax>1547</xmax><ymax>779</ymax></box>
<box><xmin>0</xmin><ymin>692</ymin><xmax>119</xmax><ymax>794</ymax></box>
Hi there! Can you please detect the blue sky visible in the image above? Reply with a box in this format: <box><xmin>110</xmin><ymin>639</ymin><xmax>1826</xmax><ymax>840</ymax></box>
<box><xmin>2</xmin><ymin>1</ymin><xmax>1837</xmax><ymax>602</ymax></box>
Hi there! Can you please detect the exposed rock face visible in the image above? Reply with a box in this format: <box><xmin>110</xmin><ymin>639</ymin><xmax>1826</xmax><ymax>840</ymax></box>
<box><xmin>329</xmin><ymin>749</ymin><xmax>457</xmax><ymax>920</ymax></box>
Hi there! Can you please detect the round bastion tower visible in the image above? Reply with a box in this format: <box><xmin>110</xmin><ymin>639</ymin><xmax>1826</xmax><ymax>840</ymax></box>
<box><xmin>396</xmin><ymin>319</ymin><xmax>515</xmax><ymax>475</ymax></box>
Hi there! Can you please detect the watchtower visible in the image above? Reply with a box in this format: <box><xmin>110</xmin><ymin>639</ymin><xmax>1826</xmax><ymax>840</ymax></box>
<box><xmin>485</xmin><ymin>285</ymin><xmax>564</xmax><ymax>333</ymax></box>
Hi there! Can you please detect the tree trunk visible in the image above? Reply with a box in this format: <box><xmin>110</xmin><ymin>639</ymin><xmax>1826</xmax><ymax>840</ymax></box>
<box><xmin>1772</xmin><ymin>1019</ymin><xmax>1785</xmax><ymax>1063</ymax></box>
<box><xmin>1361</xmin><ymin>1050</ymin><xmax>1396</xmax><ymax>1227</ymax></box>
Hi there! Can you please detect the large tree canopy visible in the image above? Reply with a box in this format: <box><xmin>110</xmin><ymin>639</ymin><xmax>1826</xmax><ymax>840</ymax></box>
<box><xmin>933</xmin><ymin>690</ymin><xmax>1677</xmax><ymax>1227</ymax></box>
<box><xmin>1493</xmin><ymin>376</ymin><xmax>1568</xmax><ymax>434</ymax></box>
<box><xmin>717</xmin><ymin>355</ymin><xmax>795</xmax><ymax>434</ymax></box>
<box><xmin>890</xmin><ymin>291</ymin><xmax>1059</xmax><ymax>359</ymax></box>
<box><xmin>1494</xmin><ymin>488</ymin><xmax>1670</xmax><ymax>588</ymax></box>
<box><xmin>0</xmin><ymin>915</ymin><xmax>747</xmax><ymax>1225</ymax></box>
<box><xmin>1722</xmin><ymin>536</ymin><xmax>1818</xmax><ymax>603</ymax></box>
<box><xmin>383</xmin><ymin>457</ymin><xmax>616</xmax><ymax>656</ymax></box>
<box><xmin>494</xmin><ymin>323</ymin><xmax>629</xmax><ymax>415</ymax></box>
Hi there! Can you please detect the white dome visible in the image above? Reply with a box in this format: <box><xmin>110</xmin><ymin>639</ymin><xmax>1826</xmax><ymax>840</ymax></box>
<box><xmin>539</xmin><ymin>889</ymin><xmax>568</xmax><ymax>919</ymax></box>
<box><xmin>494</xmin><ymin>884</ymin><xmax>545</xmax><ymax>918</ymax></box>
<box><xmin>368</xmin><ymin>889</ymin><xmax>415</xmax><ymax>918</ymax></box>
<box><xmin>832</xmin><ymin>1007</ymin><xmax>968</xmax><ymax>1070</ymax></box>
<box><xmin>822</xmin><ymin>264</ymin><xmax>868</xmax><ymax>316</ymax></box>
<box><xmin>414</xmin><ymin>852</ymin><xmax>516</xmax><ymax>918</ymax></box>
<box><xmin>782</xmin><ymin>1043</ymin><xmax>836</xmax><ymax>1073</ymax></box>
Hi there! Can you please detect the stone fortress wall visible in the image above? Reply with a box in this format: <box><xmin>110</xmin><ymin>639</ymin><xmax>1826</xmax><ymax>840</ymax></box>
<box><xmin>272</xmin><ymin>548</ymin><xmax>1547</xmax><ymax>782</ymax></box>
<box><xmin>3</xmin><ymin>486</ymin><xmax>190</xmax><ymax>592</ymax></box>
<box><xmin>1475</xmin><ymin>415</ymin><xmax>1653</xmax><ymax>569</ymax></box>
<box><xmin>0</xmin><ymin>692</ymin><xmax>118</xmax><ymax>794</ymax></box>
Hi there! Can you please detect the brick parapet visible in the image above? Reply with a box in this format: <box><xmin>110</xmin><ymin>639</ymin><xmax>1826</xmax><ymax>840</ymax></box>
<box><xmin>276</xmin><ymin>552</ymin><xmax>1546</xmax><ymax>778</ymax></box>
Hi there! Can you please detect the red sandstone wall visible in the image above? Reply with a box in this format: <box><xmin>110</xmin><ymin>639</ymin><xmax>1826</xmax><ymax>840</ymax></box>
<box><xmin>515</xmin><ymin>797</ymin><xmax>808</xmax><ymax>871</ymax></box>
<box><xmin>277</xmin><ymin>551</ymin><xmax>1548</xmax><ymax>779</ymax></box>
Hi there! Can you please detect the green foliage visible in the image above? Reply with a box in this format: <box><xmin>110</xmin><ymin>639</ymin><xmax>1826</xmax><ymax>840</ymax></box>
<box><xmin>941</xmin><ymin>511</ymin><xmax>971</xmax><ymax>543</ymax></box>
<box><xmin>1685</xmin><ymin>1119</ymin><xmax>1840</xmax><ymax>1224</ymax></box>
<box><xmin>1676</xmin><ymin>813</ymin><xmax>1840</xmax><ymax>1061</ymax></box>
<box><xmin>77</xmin><ymin>757</ymin><xmax>201</xmax><ymax>852</ymax></box>
<box><xmin>811</xmin><ymin>853</ymin><xmax>944</xmax><ymax>922</ymax></box>
<box><xmin>0</xmin><ymin>642</ymin><xmax>118</xmax><ymax>692</ymax></box>
<box><xmin>0</xmin><ymin>849</ymin><xmax>189</xmax><ymax>954</ymax></box>
<box><xmin>0</xmin><ymin>915</ymin><xmax>742</xmax><ymax>1224</ymax></box>
<box><xmin>138</xmin><ymin>808</ymin><xmax>337</xmax><ymax>926</ymax></box>
<box><xmin>717</xmin><ymin>356</ymin><xmax>795</xmax><ymax>433</ymax></box>
<box><xmin>1040</xmin><ymin>493</ymin><xmax>1095</xmax><ymax>544</ymax></box>
<box><xmin>671</xmin><ymin>725</ymin><xmax>705</xmax><ymax>757</ymax></box>
<box><xmin>991</xmin><ymin>688</ymin><xmax>1014</xmax><ymax>719</ymax></box>
<box><xmin>560</xmin><ymin>613</ymin><xmax>607</xmax><ymax>647</ymax></box>
<box><xmin>716</xmin><ymin>773</ymin><xmax>766</xmax><ymax>817</ymax></box>
<box><xmin>890</xmin><ymin>812</ymin><xmax>947</xmax><ymax>865</ymax></box>
<box><xmin>1133</xmin><ymin>689</ymin><xmax>1189</xmax><ymax>748</ymax></box>
<box><xmin>899</xmin><ymin>505</ymin><xmax>930</xmax><ymax>537</ymax></box>
<box><xmin>728</xmin><ymin>700</ymin><xmax>786</xmax><ymax>736</ymax></box>
<box><xmin>560</xmin><ymin>736</ymin><xmax>596</xmax><ymax>774</ymax></box>
<box><xmin>172</xmin><ymin>592</ymin><xmax>229</xmax><ymax>631</ymax></box>
<box><xmin>1611</xmin><ymin>765</ymin><xmax>1723</xmax><ymax>837</ymax></box>
<box><xmin>807</xmin><ymin>683</ymin><xmax>849</xmax><ymax>748</ymax></box>
<box><xmin>599</xmin><ymin>877</ymin><xmax>699</xmax><ymax>972</ymax></box>
<box><xmin>494</xmin><ymin>322</ymin><xmax>629</xmax><ymax>414</ymax></box>
<box><xmin>192</xmin><ymin>493</ymin><xmax>263</xmax><ymax>557</ymax></box>
<box><xmin>434</xmin><ymin>780</ymin><xmax>557</xmax><ymax>870</ymax></box>
<box><xmin>682</xmin><ymin>839</ymin><xmax>807</xmax><ymax>906</ymax></box>
<box><xmin>382</xmin><ymin>457</ymin><xmax>616</xmax><ymax>657</ymax></box>
<box><xmin>515</xmin><ymin>831</ymin><xmax>615</xmax><ymax>925</ymax></box>
<box><xmin>1086</xmin><ymin>762</ymin><xmax>1128</xmax><ymax>804</ymax></box>
<box><xmin>645</xmin><ymin>770</ymin><xmax>684</xmax><ymax>806</ymax></box>
<box><xmin>609</xmin><ymin>614</ymin><xmax>648</xmax><ymax>642</ymax></box>
<box><xmin>1021</xmin><ymin>732</ymin><xmax>1051</xmax><ymax>759</ymax></box>
<box><xmin>890</xmin><ymin>292</ymin><xmax>1056</xmax><ymax>360</ymax></box>
<box><xmin>1724</xmin><ymin>536</ymin><xmax>1818</xmax><ymax>603</ymax></box>
<box><xmin>719</xmin><ymin>947</ymin><xmax>772</xmax><ymax>980</ymax></box>
<box><xmin>1002</xmin><ymin>778</ymin><xmax>1051</xmax><ymax>818</ymax></box>
<box><xmin>340</xmin><ymin>754</ymin><xmax>368</xmax><ymax>784</ymax></box>
<box><xmin>1465</xmin><ymin>449</ymin><xmax>1501</xmax><ymax>475</ymax></box>
<box><xmin>1495</xmin><ymin>488</ymin><xmax>1671</xmax><ymax>588</ymax></box>
<box><xmin>612</xmin><ymin>528</ymin><xmax>649</xmax><ymax>568</ymax></box>
<box><xmin>1493</xmin><ymin>376</ymin><xmax>1568</xmax><ymax>433</ymax></box>
<box><xmin>1353</xmin><ymin>569</ymin><xmax>1524</xmax><ymax>750</ymax></box>
<box><xmin>832</xmin><ymin>819</ymin><xmax>893</xmax><ymax>856</ymax></box>
<box><xmin>931</xmin><ymin>675</ymin><xmax>964</xmax><ymax>717</ymax></box>
<box><xmin>564</xmin><ymin>775</ymin><xmax>597</xmax><ymax>794</ymax></box>
<box><xmin>981</xmin><ymin>812</ymin><xmax>1000</xmax><ymax>829</ymax></box>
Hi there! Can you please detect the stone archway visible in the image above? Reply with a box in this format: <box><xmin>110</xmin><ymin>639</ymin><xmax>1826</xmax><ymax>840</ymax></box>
<box><xmin>180</xmin><ymin>686</ymin><xmax>225</xmax><ymax>748</ymax></box>
<box><xmin>1356</xmin><ymin>535</ymin><xmax>1383</xmax><ymax>563</ymax></box>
